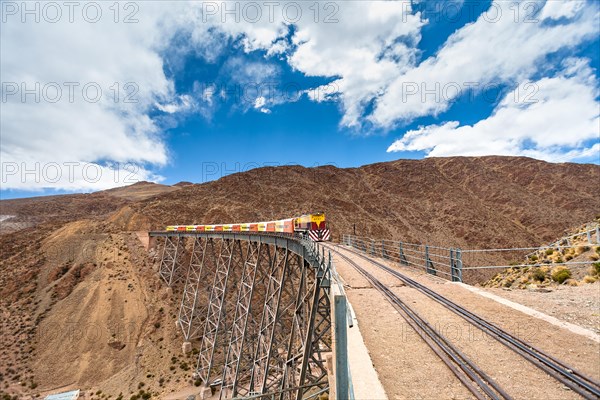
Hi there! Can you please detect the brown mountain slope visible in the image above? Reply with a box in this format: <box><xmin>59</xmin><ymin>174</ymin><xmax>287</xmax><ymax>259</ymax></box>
<box><xmin>0</xmin><ymin>182</ymin><xmax>177</xmax><ymax>234</ymax></box>
<box><xmin>126</xmin><ymin>156</ymin><xmax>599</xmax><ymax>249</ymax></box>
<box><xmin>102</xmin><ymin>181</ymin><xmax>180</xmax><ymax>201</ymax></box>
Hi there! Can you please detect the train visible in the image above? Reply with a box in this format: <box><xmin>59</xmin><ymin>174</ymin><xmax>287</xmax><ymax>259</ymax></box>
<box><xmin>165</xmin><ymin>212</ymin><xmax>331</xmax><ymax>242</ymax></box>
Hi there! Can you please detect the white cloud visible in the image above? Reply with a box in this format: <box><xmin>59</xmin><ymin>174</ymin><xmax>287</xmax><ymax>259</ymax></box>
<box><xmin>286</xmin><ymin>1</ymin><xmax>424</xmax><ymax>127</ymax></box>
<box><xmin>540</xmin><ymin>0</ymin><xmax>586</xmax><ymax>20</ymax></box>
<box><xmin>253</xmin><ymin>96</ymin><xmax>271</xmax><ymax>113</ymax></box>
<box><xmin>156</xmin><ymin>95</ymin><xmax>195</xmax><ymax>114</ymax></box>
<box><xmin>0</xmin><ymin>2</ymin><xmax>186</xmax><ymax>190</ymax></box>
<box><xmin>387</xmin><ymin>59</ymin><xmax>600</xmax><ymax>162</ymax></box>
<box><xmin>369</xmin><ymin>0</ymin><xmax>599</xmax><ymax>128</ymax></box>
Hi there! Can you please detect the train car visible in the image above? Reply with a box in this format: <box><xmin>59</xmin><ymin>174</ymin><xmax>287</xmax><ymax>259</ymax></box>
<box><xmin>275</xmin><ymin>218</ymin><xmax>295</xmax><ymax>233</ymax></box>
<box><xmin>164</xmin><ymin>213</ymin><xmax>330</xmax><ymax>241</ymax></box>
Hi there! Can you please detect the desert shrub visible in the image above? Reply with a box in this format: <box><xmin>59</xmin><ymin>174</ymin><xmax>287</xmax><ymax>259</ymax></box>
<box><xmin>529</xmin><ymin>255</ymin><xmax>538</xmax><ymax>262</ymax></box>
<box><xmin>545</xmin><ymin>248</ymin><xmax>554</xmax><ymax>256</ymax></box>
<box><xmin>555</xmin><ymin>257</ymin><xmax>564</xmax><ymax>263</ymax></box>
<box><xmin>551</xmin><ymin>266</ymin><xmax>571</xmax><ymax>284</ymax></box>
<box><xmin>531</xmin><ymin>268</ymin><xmax>546</xmax><ymax>282</ymax></box>
<box><xmin>583</xmin><ymin>275</ymin><xmax>597</xmax><ymax>284</ymax></box>
<box><xmin>592</xmin><ymin>262</ymin><xmax>600</xmax><ymax>276</ymax></box>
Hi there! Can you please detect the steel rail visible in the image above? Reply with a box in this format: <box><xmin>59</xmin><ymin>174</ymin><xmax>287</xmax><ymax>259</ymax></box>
<box><xmin>338</xmin><ymin>245</ymin><xmax>600</xmax><ymax>400</ymax></box>
<box><xmin>333</xmin><ymin>250</ymin><xmax>511</xmax><ymax>400</ymax></box>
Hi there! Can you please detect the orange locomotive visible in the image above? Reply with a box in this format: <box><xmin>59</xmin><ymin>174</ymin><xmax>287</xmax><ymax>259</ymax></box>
<box><xmin>166</xmin><ymin>213</ymin><xmax>330</xmax><ymax>242</ymax></box>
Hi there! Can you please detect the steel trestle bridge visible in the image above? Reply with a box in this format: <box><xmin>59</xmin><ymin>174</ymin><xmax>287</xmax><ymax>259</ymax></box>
<box><xmin>149</xmin><ymin>231</ymin><xmax>335</xmax><ymax>399</ymax></box>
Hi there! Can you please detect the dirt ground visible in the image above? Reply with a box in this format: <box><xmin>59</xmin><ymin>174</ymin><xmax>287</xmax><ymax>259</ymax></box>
<box><xmin>483</xmin><ymin>284</ymin><xmax>600</xmax><ymax>335</ymax></box>
<box><xmin>331</xmin><ymin>245</ymin><xmax>600</xmax><ymax>400</ymax></box>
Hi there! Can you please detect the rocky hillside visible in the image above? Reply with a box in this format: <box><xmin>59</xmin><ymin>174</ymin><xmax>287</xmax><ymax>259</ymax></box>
<box><xmin>128</xmin><ymin>156</ymin><xmax>599</xmax><ymax>249</ymax></box>
<box><xmin>0</xmin><ymin>156</ymin><xmax>599</xmax><ymax>398</ymax></box>
<box><xmin>485</xmin><ymin>218</ymin><xmax>600</xmax><ymax>289</ymax></box>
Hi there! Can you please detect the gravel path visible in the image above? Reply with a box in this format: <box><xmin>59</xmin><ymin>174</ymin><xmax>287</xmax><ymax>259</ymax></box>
<box><xmin>483</xmin><ymin>283</ymin><xmax>600</xmax><ymax>335</ymax></box>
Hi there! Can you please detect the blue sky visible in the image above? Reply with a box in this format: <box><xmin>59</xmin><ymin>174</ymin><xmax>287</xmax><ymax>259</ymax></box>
<box><xmin>1</xmin><ymin>0</ymin><xmax>599</xmax><ymax>199</ymax></box>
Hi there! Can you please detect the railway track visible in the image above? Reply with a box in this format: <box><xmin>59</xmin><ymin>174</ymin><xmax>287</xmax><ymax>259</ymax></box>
<box><xmin>331</xmin><ymin>249</ymin><xmax>512</xmax><ymax>400</ymax></box>
<box><xmin>331</xmin><ymin>245</ymin><xmax>600</xmax><ymax>400</ymax></box>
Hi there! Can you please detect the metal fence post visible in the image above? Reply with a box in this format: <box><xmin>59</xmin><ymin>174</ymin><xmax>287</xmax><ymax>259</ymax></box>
<box><xmin>425</xmin><ymin>245</ymin><xmax>436</xmax><ymax>275</ymax></box>
<box><xmin>399</xmin><ymin>242</ymin><xmax>408</xmax><ymax>265</ymax></box>
<box><xmin>587</xmin><ymin>229</ymin><xmax>592</xmax><ymax>244</ymax></box>
<box><xmin>450</xmin><ymin>248</ymin><xmax>456</xmax><ymax>282</ymax></box>
<box><xmin>456</xmin><ymin>248</ymin><xmax>463</xmax><ymax>283</ymax></box>
<box><xmin>597</xmin><ymin>227</ymin><xmax>600</xmax><ymax>244</ymax></box>
<box><xmin>334</xmin><ymin>295</ymin><xmax>349</xmax><ymax>400</ymax></box>
<box><xmin>382</xmin><ymin>240</ymin><xmax>385</xmax><ymax>258</ymax></box>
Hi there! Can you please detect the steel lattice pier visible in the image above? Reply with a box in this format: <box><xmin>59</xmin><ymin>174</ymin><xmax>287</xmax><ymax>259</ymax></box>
<box><xmin>150</xmin><ymin>232</ymin><xmax>332</xmax><ymax>399</ymax></box>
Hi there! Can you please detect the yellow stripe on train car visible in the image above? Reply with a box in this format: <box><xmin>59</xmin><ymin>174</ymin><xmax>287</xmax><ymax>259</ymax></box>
<box><xmin>186</xmin><ymin>226</ymin><xmax>196</xmax><ymax>231</ymax></box>
<box><xmin>166</xmin><ymin>226</ymin><xmax>176</xmax><ymax>231</ymax></box>
<box><xmin>223</xmin><ymin>225</ymin><xmax>232</xmax><ymax>231</ymax></box>
<box><xmin>240</xmin><ymin>224</ymin><xmax>250</xmax><ymax>231</ymax></box>
<box><xmin>258</xmin><ymin>223</ymin><xmax>266</xmax><ymax>232</ymax></box>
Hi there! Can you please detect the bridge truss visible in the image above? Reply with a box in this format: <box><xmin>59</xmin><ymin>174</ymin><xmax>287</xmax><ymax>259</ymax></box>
<box><xmin>150</xmin><ymin>232</ymin><xmax>333</xmax><ymax>399</ymax></box>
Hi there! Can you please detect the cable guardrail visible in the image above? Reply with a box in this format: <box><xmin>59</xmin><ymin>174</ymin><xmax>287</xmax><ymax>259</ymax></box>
<box><xmin>525</xmin><ymin>225</ymin><xmax>600</xmax><ymax>258</ymax></box>
<box><xmin>342</xmin><ymin>235</ymin><xmax>464</xmax><ymax>282</ymax></box>
<box><xmin>342</xmin><ymin>231</ymin><xmax>600</xmax><ymax>285</ymax></box>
